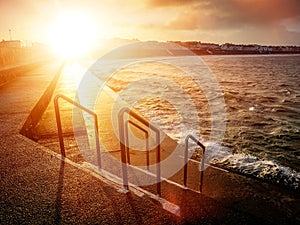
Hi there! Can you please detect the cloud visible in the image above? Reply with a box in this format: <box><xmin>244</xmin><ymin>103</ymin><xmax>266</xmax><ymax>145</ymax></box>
<box><xmin>162</xmin><ymin>0</ymin><xmax>300</xmax><ymax>31</ymax></box>
<box><xmin>1</xmin><ymin>0</ymin><xmax>299</xmax><ymax>45</ymax></box>
<box><xmin>227</xmin><ymin>25</ymin><xmax>300</xmax><ymax>45</ymax></box>
<box><xmin>138</xmin><ymin>0</ymin><xmax>300</xmax><ymax>44</ymax></box>
<box><xmin>146</xmin><ymin>0</ymin><xmax>198</xmax><ymax>7</ymax></box>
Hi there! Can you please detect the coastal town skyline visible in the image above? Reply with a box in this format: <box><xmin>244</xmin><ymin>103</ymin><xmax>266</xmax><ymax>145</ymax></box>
<box><xmin>1</xmin><ymin>0</ymin><xmax>300</xmax><ymax>49</ymax></box>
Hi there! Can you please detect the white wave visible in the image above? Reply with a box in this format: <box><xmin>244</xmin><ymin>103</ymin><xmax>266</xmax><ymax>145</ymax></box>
<box><xmin>204</xmin><ymin>142</ymin><xmax>300</xmax><ymax>190</ymax></box>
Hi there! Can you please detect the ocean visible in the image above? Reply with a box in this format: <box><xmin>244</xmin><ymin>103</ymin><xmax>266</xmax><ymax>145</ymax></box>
<box><xmin>90</xmin><ymin>54</ymin><xmax>300</xmax><ymax>189</ymax></box>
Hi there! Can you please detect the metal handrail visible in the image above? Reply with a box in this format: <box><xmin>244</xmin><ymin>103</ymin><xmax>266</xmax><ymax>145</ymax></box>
<box><xmin>124</xmin><ymin>120</ymin><xmax>150</xmax><ymax>170</ymax></box>
<box><xmin>54</xmin><ymin>94</ymin><xmax>101</xmax><ymax>169</ymax></box>
<box><xmin>118</xmin><ymin>107</ymin><xmax>161</xmax><ymax>196</ymax></box>
<box><xmin>184</xmin><ymin>134</ymin><xmax>205</xmax><ymax>193</ymax></box>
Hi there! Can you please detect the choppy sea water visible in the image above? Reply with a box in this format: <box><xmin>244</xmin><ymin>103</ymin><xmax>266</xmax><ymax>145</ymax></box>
<box><xmin>91</xmin><ymin>54</ymin><xmax>300</xmax><ymax>189</ymax></box>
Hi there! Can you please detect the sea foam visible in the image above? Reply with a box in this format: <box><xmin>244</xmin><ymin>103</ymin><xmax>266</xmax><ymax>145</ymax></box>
<box><xmin>204</xmin><ymin>142</ymin><xmax>300</xmax><ymax>190</ymax></box>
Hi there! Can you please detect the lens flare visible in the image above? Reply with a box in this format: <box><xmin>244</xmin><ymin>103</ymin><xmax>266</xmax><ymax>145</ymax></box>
<box><xmin>49</xmin><ymin>12</ymin><xmax>96</xmax><ymax>59</ymax></box>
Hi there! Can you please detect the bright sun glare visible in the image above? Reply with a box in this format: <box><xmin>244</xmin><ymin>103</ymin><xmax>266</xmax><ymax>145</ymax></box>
<box><xmin>50</xmin><ymin>12</ymin><xmax>96</xmax><ymax>59</ymax></box>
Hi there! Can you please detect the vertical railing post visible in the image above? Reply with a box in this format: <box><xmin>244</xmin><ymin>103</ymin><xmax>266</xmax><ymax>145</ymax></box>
<box><xmin>156</xmin><ymin>131</ymin><xmax>161</xmax><ymax>196</ymax></box>
<box><xmin>118</xmin><ymin>108</ymin><xmax>129</xmax><ymax>191</ymax></box>
<box><xmin>145</xmin><ymin>133</ymin><xmax>149</xmax><ymax>171</ymax></box>
<box><xmin>94</xmin><ymin>115</ymin><xmax>101</xmax><ymax>170</ymax></box>
<box><xmin>124</xmin><ymin>121</ymin><xmax>131</xmax><ymax>164</ymax></box>
<box><xmin>54</xmin><ymin>95</ymin><xmax>66</xmax><ymax>157</ymax></box>
<box><xmin>199</xmin><ymin>150</ymin><xmax>205</xmax><ymax>193</ymax></box>
<box><xmin>184</xmin><ymin>135</ymin><xmax>205</xmax><ymax>193</ymax></box>
<box><xmin>183</xmin><ymin>138</ymin><xmax>188</xmax><ymax>187</ymax></box>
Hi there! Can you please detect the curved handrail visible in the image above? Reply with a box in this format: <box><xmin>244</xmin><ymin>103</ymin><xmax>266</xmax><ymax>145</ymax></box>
<box><xmin>118</xmin><ymin>107</ymin><xmax>161</xmax><ymax>196</ymax></box>
<box><xmin>184</xmin><ymin>134</ymin><xmax>205</xmax><ymax>193</ymax></box>
<box><xmin>54</xmin><ymin>94</ymin><xmax>101</xmax><ymax>169</ymax></box>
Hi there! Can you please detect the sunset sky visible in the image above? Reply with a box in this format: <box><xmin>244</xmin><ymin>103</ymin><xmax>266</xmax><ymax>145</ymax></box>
<box><xmin>1</xmin><ymin>0</ymin><xmax>300</xmax><ymax>46</ymax></box>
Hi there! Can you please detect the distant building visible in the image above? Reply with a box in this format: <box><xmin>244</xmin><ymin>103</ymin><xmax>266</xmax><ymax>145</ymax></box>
<box><xmin>221</xmin><ymin>43</ymin><xmax>240</xmax><ymax>51</ymax></box>
<box><xmin>0</xmin><ymin>40</ymin><xmax>22</xmax><ymax>48</ymax></box>
<box><xmin>259</xmin><ymin>46</ymin><xmax>273</xmax><ymax>52</ymax></box>
<box><xmin>242</xmin><ymin>44</ymin><xmax>260</xmax><ymax>51</ymax></box>
<box><xmin>221</xmin><ymin>43</ymin><xmax>261</xmax><ymax>52</ymax></box>
<box><xmin>165</xmin><ymin>41</ymin><xmax>300</xmax><ymax>54</ymax></box>
<box><xmin>192</xmin><ymin>42</ymin><xmax>220</xmax><ymax>49</ymax></box>
<box><xmin>200</xmin><ymin>43</ymin><xmax>220</xmax><ymax>49</ymax></box>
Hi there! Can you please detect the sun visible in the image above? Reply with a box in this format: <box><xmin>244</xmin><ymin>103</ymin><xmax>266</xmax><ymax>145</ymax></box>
<box><xmin>50</xmin><ymin>12</ymin><xmax>97</xmax><ymax>59</ymax></box>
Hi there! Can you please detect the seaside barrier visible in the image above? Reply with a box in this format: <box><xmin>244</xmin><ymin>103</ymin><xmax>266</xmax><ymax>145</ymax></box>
<box><xmin>53</xmin><ymin>94</ymin><xmax>101</xmax><ymax>170</ymax></box>
<box><xmin>0</xmin><ymin>61</ymin><xmax>47</xmax><ymax>87</ymax></box>
<box><xmin>51</xmin><ymin>95</ymin><xmax>207</xmax><ymax>200</ymax></box>
<box><xmin>118</xmin><ymin>107</ymin><xmax>162</xmax><ymax>196</ymax></box>
<box><xmin>20</xmin><ymin>63</ymin><xmax>64</xmax><ymax>139</ymax></box>
<box><xmin>119</xmin><ymin>107</ymin><xmax>206</xmax><ymax>195</ymax></box>
<box><xmin>184</xmin><ymin>134</ymin><xmax>206</xmax><ymax>193</ymax></box>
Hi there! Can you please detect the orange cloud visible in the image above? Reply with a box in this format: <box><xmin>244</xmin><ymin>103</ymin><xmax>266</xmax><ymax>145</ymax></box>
<box><xmin>146</xmin><ymin>0</ymin><xmax>198</xmax><ymax>7</ymax></box>
<box><xmin>164</xmin><ymin>0</ymin><xmax>300</xmax><ymax>30</ymax></box>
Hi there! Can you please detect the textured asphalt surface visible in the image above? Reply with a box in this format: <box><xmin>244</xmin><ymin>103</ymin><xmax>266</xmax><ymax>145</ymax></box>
<box><xmin>0</xmin><ymin>61</ymin><xmax>299</xmax><ymax>224</ymax></box>
<box><xmin>0</xmin><ymin>62</ymin><xmax>180</xmax><ymax>224</ymax></box>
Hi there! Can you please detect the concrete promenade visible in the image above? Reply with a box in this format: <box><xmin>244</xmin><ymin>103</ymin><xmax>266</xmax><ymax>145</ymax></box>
<box><xmin>0</xmin><ymin>62</ymin><xmax>179</xmax><ymax>224</ymax></box>
<box><xmin>0</xmin><ymin>61</ymin><xmax>299</xmax><ymax>224</ymax></box>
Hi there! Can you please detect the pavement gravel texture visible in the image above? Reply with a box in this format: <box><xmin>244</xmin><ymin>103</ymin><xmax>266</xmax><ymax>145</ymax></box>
<box><xmin>0</xmin><ymin>61</ymin><xmax>299</xmax><ymax>225</ymax></box>
<box><xmin>0</xmin><ymin>62</ymin><xmax>179</xmax><ymax>224</ymax></box>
